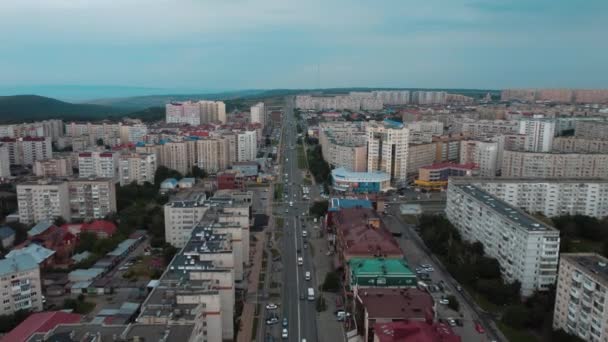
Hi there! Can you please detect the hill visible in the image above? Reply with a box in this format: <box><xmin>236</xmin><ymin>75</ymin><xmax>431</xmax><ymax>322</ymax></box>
<box><xmin>0</xmin><ymin>95</ymin><xmax>125</xmax><ymax>123</ymax></box>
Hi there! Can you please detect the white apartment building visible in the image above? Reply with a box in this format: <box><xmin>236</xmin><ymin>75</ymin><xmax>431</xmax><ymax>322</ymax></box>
<box><xmin>372</xmin><ymin>90</ymin><xmax>410</xmax><ymax>105</ymax></box>
<box><xmin>68</xmin><ymin>178</ymin><xmax>117</xmax><ymax>221</ymax></box>
<box><xmin>407</xmin><ymin>143</ymin><xmax>437</xmax><ymax>176</ymax></box>
<box><xmin>0</xmin><ymin>120</ymin><xmax>63</xmax><ymax>141</ymax></box>
<box><xmin>518</xmin><ymin>118</ymin><xmax>555</xmax><ymax>152</ymax></box>
<box><xmin>164</xmin><ymin>195</ymin><xmax>209</xmax><ymax>248</ymax></box>
<box><xmin>404</xmin><ymin>121</ymin><xmax>444</xmax><ymax>144</ymax></box>
<box><xmin>460</xmin><ymin>140</ymin><xmax>501</xmax><ymax>176</ymax></box>
<box><xmin>366</xmin><ymin>120</ymin><xmax>409</xmax><ymax>184</ymax></box>
<box><xmin>575</xmin><ymin>121</ymin><xmax>608</xmax><ymax>140</ymax></box>
<box><xmin>553</xmin><ymin>137</ymin><xmax>608</xmax><ymax>154</ymax></box>
<box><xmin>119</xmin><ymin>124</ymin><xmax>148</xmax><ymax>144</ymax></box>
<box><xmin>165</xmin><ymin>101</ymin><xmax>227</xmax><ymax>125</ymax></box>
<box><xmin>318</xmin><ymin>122</ymin><xmax>368</xmax><ymax>172</ymax></box>
<box><xmin>65</xmin><ymin>122</ymin><xmax>121</xmax><ymax>146</ymax></box>
<box><xmin>0</xmin><ymin>137</ymin><xmax>53</xmax><ymax>166</ymax></box>
<box><xmin>118</xmin><ymin>152</ymin><xmax>157</xmax><ymax>185</ymax></box>
<box><xmin>452</xmin><ymin>119</ymin><xmax>518</xmax><ymax>138</ymax></box>
<box><xmin>502</xmin><ymin>150</ymin><xmax>608</xmax><ymax>179</ymax></box>
<box><xmin>0</xmin><ymin>143</ymin><xmax>10</xmax><ymax>178</ymax></box>
<box><xmin>452</xmin><ymin>177</ymin><xmax>608</xmax><ymax>219</ymax></box>
<box><xmin>411</xmin><ymin>91</ymin><xmax>447</xmax><ymax>105</ymax></box>
<box><xmin>250</xmin><ymin>102</ymin><xmax>265</xmax><ymax>127</ymax></box>
<box><xmin>236</xmin><ymin>130</ymin><xmax>257</xmax><ymax>162</ymax></box>
<box><xmin>160</xmin><ymin>140</ymin><xmax>196</xmax><ymax>175</ymax></box>
<box><xmin>0</xmin><ymin>255</ymin><xmax>43</xmax><ymax>315</ymax></box>
<box><xmin>33</xmin><ymin>157</ymin><xmax>73</xmax><ymax>178</ymax></box>
<box><xmin>17</xmin><ymin>179</ymin><xmax>71</xmax><ymax>225</ymax></box>
<box><xmin>553</xmin><ymin>254</ymin><xmax>608</xmax><ymax>342</ymax></box>
<box><xmin>78</xmin><ymin>151</ymin><xmax>119</xmax><ymax>180</ymax></box>
<box><xmin>446</xmin><ymin>183</ymin><xmax>560</xmax><ymax>296</ymax></box>
<box><xmin>196</xmin><ymin>138</ymin><xmax>230</xmax><ymax>174</ymax></box>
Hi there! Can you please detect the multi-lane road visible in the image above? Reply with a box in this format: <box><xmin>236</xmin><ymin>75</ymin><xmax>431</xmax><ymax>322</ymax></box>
<box><xmin>264</xmin><ymin>97</ymin><xmax>318</xmax><ymax>341</ymax></box>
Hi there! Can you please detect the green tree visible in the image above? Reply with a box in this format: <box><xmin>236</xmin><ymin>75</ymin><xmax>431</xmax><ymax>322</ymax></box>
<box><xmin>551</xmin><ymin>329</ymin><xmax>586</xmax><ymax>342</ymax></box>
<box><xmin>315</xmin><ymin>295</ymin><xmax>327</xmax><ymax>312</ymax></box>
<box><xmin>446</xmin><ymin>295</ymin><xmax>460</xmax><ymax>312</ymax></box>
<box><xmin>76</xmin><ymin>232</ymin><xmax>98</xmax><ymax>253</ymax></box>
<box><xmin>96</xmin><ymin>138</ymin><xmax>104</xmax><ymax>146</ymax></box>
<box><xmin>309</xmin><ymin>200</ymin><xmax>329</xmax><ymax>218</ymax></box>
<box><xmin>0</xmin><ymin>310</ymin><xmax>31</xmax><ymax>333</ymax></box>
<box><xmin>322</xmin><ymin>271</ymin><xmax>340</xmax><ymax>292</ymax></box>
<box><xmin>502</xmin><ymin>304</ymin><xmax>528</xmax><ymax>329</ymax></box>
<box><xmin>190</xmin><ymin>165</ymin><xmax>207</xmax><ymax>179</ymax></box>
<box><xmin>154</xmin><ymin>166</ymin><xmax>183</xmax><ymax>187</ymax></box>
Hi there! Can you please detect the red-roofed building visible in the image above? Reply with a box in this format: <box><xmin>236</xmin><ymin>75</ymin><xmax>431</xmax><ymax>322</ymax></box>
<box><xmin>373</xmin><ymin>321</ymin><xmax>461</xmax><ymax>342</ymax></box>
<box><xmin>30</xmin><ymin>225</ymin><xmax>77</xmax><ymax>264</ymax></box>
<box><xmin>61</xmin><ymin>220</ymin><xmax>117</xmax><ymax>239</ymax></box>
<box><xmin>3</xmin><ymin>311</ymin><xmax>82</xmax><ymax>342</ymax></box>
<box><xmin>217</xmin><ymin>171</ymin><xmax>245</xmax><ymax>190</ymax></box>
<box><xmin>356</xmin><ymin>288</ymin><xmax>434</xmax><ymax>341</ymax></box>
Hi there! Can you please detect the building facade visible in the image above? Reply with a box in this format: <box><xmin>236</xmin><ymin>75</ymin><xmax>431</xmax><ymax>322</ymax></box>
<box><xmin>17</xmin><ymin>180</ymin><xmax>71</xmax><ymax>225</ymax></box>
<box><xmin>502</xmin><ymin>150</ymin><xmax>608</xmax><ymax>178</ymax></box>
<box><xmin>33</xmin><ymin>157</ymin><xmax>73</xmax><ymax>178</ymax></box>
<box><xmin>460</xmin><ymin>140</ymin><xmax>501</xmax><ymax>176</ymax></box>
<box><xmin>78</xmin><ymin>151</ymin><xmax>119</xmax><ymax>180</ymax></box>
<box><xmin>553</xmin><ymin>137</ymin><xmax>608</xmax><ymax>154</ymax></box>
<box><xmin>366</xmin><ymin>120</ymin><xmax>409</xmax><ymax>184</ymax></box>
<box><xmin>68</xmin><ymin>178</ymin><xmax>117</xmax><ymax>221</ymax></box>
<box><xmin>518</xmin><ymin>118</ymin><xmax>555</xmax><ymax>152</ymax></box>
<box><xmin>331</xmin><ymin>168</ymin><xmax>391</xmax><ymax>193</ymax></box>
<box><xmin>118</xmin><ymin>153</ymin><xmax>157</xmax><ymax>185</ymax></box>
<box><xmin>0</xmin><ymin>255</ymin><xmax>43</xmax><ymax>316</ymax></box>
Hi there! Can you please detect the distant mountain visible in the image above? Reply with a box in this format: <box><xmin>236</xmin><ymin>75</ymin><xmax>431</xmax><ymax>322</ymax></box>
<box><xmin>0</xmin><ymin>95</ymin><xmax>125</xmax><ymax>123</ymax></box>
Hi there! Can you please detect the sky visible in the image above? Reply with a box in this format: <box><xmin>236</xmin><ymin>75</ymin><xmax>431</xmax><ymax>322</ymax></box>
<box><xmin>0</xmin><ymin>0</ymin><xmax>607</xmax><ymax>97</ymax></box>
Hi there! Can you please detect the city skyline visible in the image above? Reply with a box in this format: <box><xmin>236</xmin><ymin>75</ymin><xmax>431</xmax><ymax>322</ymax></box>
<box><xmin>1</xmin><ymin>0</ymin><xmax>607</xmax><ymax>94</ymax></box>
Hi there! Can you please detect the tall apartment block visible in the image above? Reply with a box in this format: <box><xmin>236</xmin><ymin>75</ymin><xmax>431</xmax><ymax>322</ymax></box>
<box><xmin>119</xmin><ymin>124</ymin><xmax>148</xmax><ymax>144</ymax></box>
<box><xmin>451</xmin><ymin>177</ymin><xmax>608</xmax><ymax>219</ymax></box>
<box><xmin>17</xmin><ymin>179</ymin><xmax>71</xmax><ymax>225</ymax></box>
<box><xmin>371</xmin><ymin>91</ymin><xmax>410</xmax><ymax>105</ymax></box>
<box><xmin>553</xmin><ymin>137</ymin><xmax>608</xmax><ymax>154</ymax></box>
<box><xmin>451</xmin><ymin>119</ymin><xmax>518</xmax><ymax>138</ymax></box>
<box><xmin>501</xmin><ymin>89</ymin><xmax>608</xmax><ymax>103</ymax></box>
<box><xmin>250</xmin><ymin>102</ymin><xmax>266</xmax><ymax>127</ymax></box>
<box><xmin>553</xmin><ymin>253</ymin><xmax>608</xmax><ymax>341</ymax></box>
<box><xmin>236</xmin><ymin>130</ymin><xmax>257</xmax><ymax>162</ymax></box>
<box><xmin>0</xmin><ymin>137</ymin><xmax>53</xmax><ymax>166</ymax></box>
<box><xmin>33</xmin><ymin>157</ymin><xmax>73</xmax><ymax>178</ymax></box>
<box><xmin>118</xmin><ymin>152</ymin><xmax>157</xmax><ymax>185</ymax></box>
<box><xmin>164</xmin><ymin>194</ymin><xmax>208</xmax><ymax>247</ymax></box>
<box><xmin>575</xmin><ymin>121</ymin><xmax>608</xmax><ymax>140</ymax></box>
<box><xmin>78</xmin><ymin>151</ymin><xmax>119</xmax><ymax>180</ymax></box>
<box><xmin>318</xmin><ymin>122</ymin><xmax>368</xmax><ymax>172</ymax></box>
<box><xmin>196</xmin><ymin>138</ymin><xmax>230</xmax><ymax>174</ymax></box>
<box><xmin>0</xmin><ymin>255</ymin><xmax>43</xmax><ymax>315</ymax></box>
<box><xmin>446</xmin><ymin>183</ymin><xmax>560</xmax><ymax>296</ymax></box>
<box><xmin>68</xmin><ymin>178</ymin><xmax>117</xmax><ymax>221</ymax></box>
<box><xmin>366</xmin><ymin>120</ymin><xmax>409</xmax><ymax>184</ymax></box>
<box><xmin>459</xmin><ymin>139</ymin><xmax>501</xmax><ymax>176</ymax></box>
<box><xmin>411</xmin><ymin>91</ymin><xmax>447</xmax><ymax>105</ymax></box>
<box><xmin>166</xmin><ymin>101</ymin><xmax>226</xmax><ymax>125</ymax></box>
<box><xmin>0</xmin><ymin>143</ymin><xmax>10</xmax><ymax>178</ymax></box>
<box><xmin>502</xmin><ymin>150</ymin><xmax>608</xmax><ymax>178</ymax></box>
<box><xmin>518</xmin><ymin>118</ymin><xmax>555</xmax><ymax>152</ymax></box>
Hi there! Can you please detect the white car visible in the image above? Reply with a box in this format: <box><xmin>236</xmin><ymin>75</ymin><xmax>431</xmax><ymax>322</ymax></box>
<box><xmin>439</xmin><ymin>298</ymin><xmax>449</xmax><ymax>305</ymax></box>
<box><xmin>302</xmin><ymin>230</ymin><xmax>307</xmax><ymax>237</ymax></box>
<box><xmin>305</xmin><ymin>271</ymin><xmax>311</xmax><ymax>280</ymax></box>
<box><xmin>297</xmin><ymin>257</ymin><xmax>303</xmax><ymax>266</ymax></box>
<box><xmin>266</xmin><ymin>303</ymin><xmax>278</xmax><ymax>310</ymax></box>
<box><xmin>282</xmin><ymin>328</ymin><xmax>288</xmax><ymax>339</ymax></box>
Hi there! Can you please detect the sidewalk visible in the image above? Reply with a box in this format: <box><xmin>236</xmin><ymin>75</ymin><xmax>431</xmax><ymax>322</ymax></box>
<box><xmin>238</xmin><ymin>231</ymin><xmax>266</xmax><ymax>342</ymax></box>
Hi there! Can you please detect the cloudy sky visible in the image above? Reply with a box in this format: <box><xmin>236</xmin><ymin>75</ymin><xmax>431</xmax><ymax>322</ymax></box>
<box><xmin>0</xmin><ymin>0</ymin><xmax>607</xmax><ymax>93</ymax></box>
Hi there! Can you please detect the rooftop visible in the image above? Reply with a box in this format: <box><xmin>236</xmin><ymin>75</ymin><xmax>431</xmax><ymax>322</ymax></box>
<box><xmin>562</xmin><ymin>253</ymin><xmax>608</xmax><ymax>286</ymax></box>
<box><xmin>0</xmin><ymin>225</ymin><xmax>15</xmax><ymax>239</ymax></box>
<box><xmin>0</xmin><ymin>254</ymin><xmax>39</xmax><ymax>276</ymax></box>
<box><xmin>28</xmin><ymin>221</ymin><xmax>55</xmax><ymax>237</ymax></box>
<box><xmin>357</xmin><ymin>288</ymin><xmax>433</xmax><ymax>319</ymax></box>
<box><xmin>450</xmin><ymin>176</ymin><xmax>608</xmax><ymax>184</ymax></box>
<box><xmin>374</xmin><ymin>321</ymin><xmax>461</xmax><ymax>342</ymax></box>
<box><xmin>6</xmin><ymin>244</ymin><xmax>55</xmax><ymax>264</ymax></box>
<box><xmin>329</xmin><ymin>198</ymin><xmax>373</xmax><ymax>211</ymax></box>
<box><xmin>453</xmin><ymin>184</ymin><xmax>557</xmax><ymax>233</ymax></box>
<box><xmin>349</xmin><ymin>258</ymin><xmax>414</xmax><ymax>277</ymax></box>
<box><xmin>332</xmin><ymin>168</ymin><xmax>391</xmax><ymax>182</ymax></box>
<box><xmin>3</xmin><ymin>311</ymin><xmax>82</xmax><ymax>342</ymax></box>
<box><xmin>420</xmin><ymin>162</ymin><xmax>477</xmax><ymax>171</ymax></box>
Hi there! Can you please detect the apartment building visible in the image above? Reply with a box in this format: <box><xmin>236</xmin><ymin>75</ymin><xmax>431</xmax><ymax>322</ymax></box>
<box><xmin>164</xmin><ymin>194</ymin><xmax>208</xmax><ymax>248</ymax></box>
<box><xmin>406</xmin><ymin>143</ymin><xmax>436</xmax><ymax>176</ymax></box>
<box><xmin>451</xmin><ymin>177</ymin><xmax>608</xmax><ymax>219</ymax></box>
<box><xmin>68</xmin><ymin>178</ymin><xmax>117</xmax><ymax>221</ymax></box>
<box><xmin>404</xmin><ymin>121</ymin><xmax>444</xmax><ymax>144</ymax></box>
<box><xmin>17</xmin><ymin>179</ymin><xmax>71</xmax><ymax>225</ymax></box>
<box><xmin>553</xmin><ymin>137</ymin><xmax>608</xmax><ymax>154</ymax></box>
<box><xmin>250</xmin><ymin>102</ymin><xmax>266</xmax><ymax>127</ymax></box>
<box><xmin>366</xmin><ymin>120</ymin><xmax>409</xmax><ymax>184</ymax></box>
<box><xmin>160</xmin><ymin>140</ymin><xmax>196</xmax><ymax>175</ymax></box>
<box><xmin>118</xmin><ymin>152</ymin><xmax>157</xmax><ymax>185</ymax></box>
<box><xmin>236</xmin><ymin>130</ymin><xmax>257</xmax><ymax>162</ymax></box>
<box><xmin>118</xmin><ymin>123</ymin><xmax>148</xmax><ymax>144</ymax></box>
<box><xmin>553</xmin><ymin>254</ymin><xmax>608</xmax><ymax>342</ymax></box>
<box><xmin>433</xmin><ymin>134</ymin><xmax>469</xmax><ymax>163</ymax></box>
<box><xmin>452</xmin><ymin>119</ymin><xmax>518</xmax><ymax>138</ymax></box>
<box><xmin>199</xmin><ymin>100</ymin><xmax>227</xmax><ymax>124</ymax></box>
<box><xmin>318</xmin><ymin>122</ymin><xmax>368</xmax><ymax>172</ymax></box>
<box><xmin>0</xmin><ymin>143</ymin><xmax>10</xmax><ymax>178</ymax></box>
<box><xmin>460</xmin><ymin>139</ymin><xmax>501</xmax><ymax>176</ymax></box>
<box><xmin>575</xmin><ymin>121</ymin><xmax>608</xmax><ymax>140</ymax></box>
<box><xmin>371</xmin><ymin>90</ymin><xmax>410</xmax><ymax>105</ymax></box>
<box><xmin>501</xmin><ymin>89</ymin><xmax>608</xmax><ymax>103</ymax></box>
<box><xmin>166</xmin><ymin>101</ymin><xmax>227</xmax><ymax>125</ymax></box>
<box><xmin>78</xmin><ymin>151</ymin><xmax>119</xmax><ymax>180</ymax></box>
<box><xmin>446</xmin><ymin>183</ymin><xmax>560</xmax><ymax>296</ymax></box>
<box><xmin>502</xmin><ymin>150</ymin><xmax>608</xmax><ymax>178</ymax></box>
<box><xmin>295</xmin><ymin>94</ymin><xmax>382</xmax><ymax>111</ymax></box>
<box><xmin>65</xmin><ymin>122</ymin><xmax>121</xmax><ymax>146</ymax></box>
<box><xmin>0</xmin><ymin>120</ymin><xmax>63</xmax><ymax>141</ymax></box>
<box><xmin>0</xmin><ymin>255</ymin><xmax>43</xmax><ymax>315</ymax></box>
<box><xmin>518</xmin><ymin>118</ymin><xmax>555</xmax><ymax>152</ymax></box>
<box><xmin>196</xmin><ymin>138</ymin><xmax>230</xmax><ymax>173</ymax></box>
<box><xmin>33</xmin><ymin>157</ymin><xmax>73</xmax><ymax>178</ymax></box>
<box><xmin>0</xmin><ymin>137</ymin><xmax>53</xmax><ymax>166</ymax></box>
<box><xmin>411</xmin><ymin>91</ymin><xmax>447</xmax><ymax>105</ymax></box>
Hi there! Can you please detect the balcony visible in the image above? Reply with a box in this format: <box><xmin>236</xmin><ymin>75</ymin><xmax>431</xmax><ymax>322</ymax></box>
<box><xmin>584</xmin><ymin>281</ymin><xmax>596</xmax><ymax>292</ymax></box>
<box><xmin>571</xmin><ymin>288</ymin><xmax>581</xmax><ymax>298</ymax></box>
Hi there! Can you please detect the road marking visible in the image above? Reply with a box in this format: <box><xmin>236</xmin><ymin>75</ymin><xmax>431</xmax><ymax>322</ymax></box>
<box><xmin>293</xmin><ymin>215</ymin><xmax>301</xmax><ymax>341</ymax></box>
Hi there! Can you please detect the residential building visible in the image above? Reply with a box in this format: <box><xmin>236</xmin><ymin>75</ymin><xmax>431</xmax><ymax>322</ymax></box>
<box><xmin>33</xmin><ymin>157</ymin><xmax>73</xmax><ymax>178</ymax></box>
<box><xmin>459</xmin><ymin>139</ymin><xmax>501</xmax><ymax>176</ymax></box>
<box><xmin>236</xmin><ymin>130</ymin><xmax>257</xmax><ymax>162</ymax></box>
<box><xmin>68</xmin><ymin>178</ymin><xmax>117</xmax><ymax>221</ymax></box>
<box><xmin>373</xmin><ymin>321</ymin><xmax>461</xmax><ymax>342</ymax></box>
<box><xmin>17</xmin><ymin>179</ymin><xmax>71</xmax><ymax>225</ymax></box>
<box><xmin>78</xmin><ymin>151</ymin><xmax>119</xmax><ymax>180</ymax></box>
<box><xmin>518</xmin><ymin>118</ymin><xmax>555</xmax><ymax>152</ymax></box>
<box><xmin>411</xmin><ymin>91</ymin><xmax>447</xmax><ymax>105</ymax></box>
<box><xmin>553</xmin><ymin>253</ymin><xmax>608</xmax><ymax>341</ymax></box>
<box><xmin>166</xmin><ymin>101</ymin><xmax>227</xmax><ymax>125</ymax></box>
<box><xmin>575</xmin><ymin>121</ymin><xmax>608</xmax><ymax>140</ymax></box>
<box><xmin>501</xmin><ymin>150</ymin><xmax>608</xmax><ymax>178</ymax></box>
<box><xmin>367</xmin><ymin>120</ymin><xmax>409</xmax><ymax>184</ymax></box>
<box><xmin>406</xmin><ymin>143</ymin><xmax>436</xmax><ymax>176</ymax></box>
<box><xmin>331</xmin><ymin>168</ymin><xmax>391</xmax><ymax>193</ymax></box>
<box><xmin>318</xmin><ymin>122</ymin><xmax>368</xmax><ymax>172</ymax></box>
<box><xmin>118</xmin><ymin>152</ymin><xmax>157</xmax><ymax>185</ymax></box>
<box><xmin>250</xmin><ymin>102</ymin><xmax>265</xmax><ymax>127</ymax></box>
<box><xmin>0</xmin><ymin>254</ymin><xmax>43</xmax><ymax>315</ymax></box>
<box><xmin>199</xmin><ymin>100</ymin><xmax>227</xmax><ymax>124</ymax></box>
<box><xmin>452</xmin><ymin>177</ymin><xmax>608</xmax><ymax>219</ymax></box>
<box><xmin>347</xmin><ymin>258</ymin><xmax>416</xmax><ymax>290</ymax></box>
<box><xmin>196</xmin><ymin>138</ymin><xmax>230</xmax><ymax>173</ymax></box>
<box><xmin>446</xmin><ymin>183</ymin><xmax>560</xmax><ymax>296</ymax></box>
<box><xmin>2</xmin><ymin>311</ymin><xmax>82</xmax><ymax>342</ymax></box>
<box><xmin>217</xmin><ymin>171</ymin><xmax>245</xmax><ymax>190</ymax></box>
<box><xmin>295</xmin><ymin>94</ymin><xmax>382</xmax><ymax>111</ymax></box>
<box><xmin>553</xmin><ymin>137</ymin><xmax>608</xmax><ymax>153</ymax></box>
<box><xmin>404</xmin><ymin>121</ymin><xmax>444</xmax><ymax>144</ymax></box>
<box><xmin>501</xmin><ymin>88</ymin><xmax>608</xmax><ymax>104</ymax></box>
<box><xmin>432</xmin><ymin>134</ymin><xmax>469</xmax><ymax>163</ymax></box>
<box><xmin>372</xmin><ymin>90</ymin><xmax>410</xmax><ymax>105</ymax></box>
<box><xmin>0</xmin><ymin>143</ymin><xmax>10</xmax><ymax>178</ymax></box>
<box><xmin>119</xmin><ymin>123</ymin><xmax>148</xmax><ymax>144</ymax></box>
<box><xmin>452</xmin><ymin>119</ymin><xmax>518</xmax><ymax>138</ymax></box>
<box><xmin>164</xmin><ymin>194</ymin><xmax>208</xmax><ymax>248</ymax></box>
<box><xmin>0</xmin><ymin>137</ymin><xmax>53</xmax><ymax>166</ymax></box>
<box><xmin>160</xmin><ymin>140</ymin><xmax>196</xmax><ymax>175</ymax></box>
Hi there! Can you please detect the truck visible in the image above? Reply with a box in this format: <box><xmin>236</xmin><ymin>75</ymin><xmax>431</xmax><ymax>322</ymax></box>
<box><xmin>307</xmin><ymin>287</ymin><xmax>315</xmax><ymax>301</ymax></box>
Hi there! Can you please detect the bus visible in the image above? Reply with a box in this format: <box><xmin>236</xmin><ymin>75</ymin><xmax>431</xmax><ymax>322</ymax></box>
<box><xmin>307</xmin><ymin>287</ymin><xmax>315</xmax><ymax>301</ymax></box>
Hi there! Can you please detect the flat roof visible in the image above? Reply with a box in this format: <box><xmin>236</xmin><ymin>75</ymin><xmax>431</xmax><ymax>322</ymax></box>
<box><xmin>332</xmin><ymin>167</ymin><xmax>391</xmax><ymax>182</ymax></box>
<box><xmin>562</xmin><ymin>253</ymin><xmax>608</xmax><ymax>286</ymax></box>
<box><xmin>453</xmin><ymin>184</ymin><xmax>557</xmax><ymax>233</ymax></box>
<box><xmin>451</xmin><ymin>176</ymin><xmax>608</xmax><ymax>184</ymax></box>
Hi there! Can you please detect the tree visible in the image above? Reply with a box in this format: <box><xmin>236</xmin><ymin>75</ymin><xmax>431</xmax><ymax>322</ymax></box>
<box><xmin>309</xmin><ymin>200</ymin><xmax>329</xmax><ymax>218</ymax></box>
<box><xmin>53</xmin><ymin>216</ymin><xmax>67</xmax><ymax>227</ymax></box>
<box><xmin>502</xmin><ymin>304</ymin><xmax>528</xmax><ymax>329</ymax></box>
<box><xmin>190</xmin><ymin>165</ymin><xmax>207</xmax><ymax>179</ymax></box>
<box><xmin>0</xmin><ymin>310</ymin><xmax>31</xmax><ymax>333</ymax></box>
<box><xmin>96</xmin><ymin>138</ymin><xmax>104</xmax><ymax>146</ymax></box>
<box><xmin>446</xmin><ymin>295</ymin><xmax>460</xmax><ymax>312</ymax></box>
<box><xmin>154</xmin><ymin>166</ymin><xmax>183</xmax><ymax>187</ymax></box>
<box><xmin>163</xmin><ymin>244</ymin><xmax>178</xmax><ymax>264</ymax></box>
<box><xmin>76</xmin><ymin>232</ymin><xmax>97</xmax><ymax>253</ymax></box>
<box><xmin>315</xmin><ymin>295</ymin><xmax>327</xmax><ymax>312</ymax></box>
<box><xmin>551</xmin><ymin>329</ymin><xmax>586</xmax><ymax>342</ymax></box>
<box><xmin>322</xmin><ymin>271</ymin><xmax>340</xmax><ymax>292</ymax></box>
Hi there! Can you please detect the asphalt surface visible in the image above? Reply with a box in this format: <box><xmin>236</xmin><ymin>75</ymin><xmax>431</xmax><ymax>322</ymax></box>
<box><xmin>264</xmin><ymin>97</ymin><xmax>318</xmax><ymax>342</ymax></box>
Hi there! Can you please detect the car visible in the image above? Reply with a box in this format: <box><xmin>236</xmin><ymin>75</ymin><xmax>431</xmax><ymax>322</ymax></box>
<box><xmin>282</xmin><ymin>318</ymin><xmax>288</xmax><ymax>327</ymax></box>
<box><xmin>282</xmin><ymin>328</ymin><xmax>288</xmax><ymax>339</ymax></box>
<box><xmin>265</xmin><ymin>316</ymin><xmax>279</xmax><ymax>325</ymax></box>
<box><xmin>303</xmin><ymin>242</ymin><xmax>308</xmax><ymax>249</ymax></box>
<box><xmin>305</xmin><ymin>271</ymin><xmax>311</xmax><ymax>280</ymax></box>
<box><xmin>266</xmin><ymin>303</ymin><xmax>278</xmax><ymax>310</ymax></box>
<box><xmin>474</xmin><ymin>321</ymin><xmax>485</xmax><ymax>334</ymax></box>
<box><xmin>447</xmin><ymin>318</ymin><xmax>457</xmax><ymax>327</ymax></box>
<box><xmin>297</xmin><ymin>257</ymin><xmax>303</xmax><ymax>265</ymax></box>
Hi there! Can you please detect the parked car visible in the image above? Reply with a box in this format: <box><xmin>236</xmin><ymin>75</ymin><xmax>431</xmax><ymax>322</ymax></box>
<box><xmin>439</xmin><ymin>298</ymin><xmax>449</xmax><ymax>305</ymax></box>
<box><xmin>282</xmin><ymin>328</ymin><xmax>288</xmax><ymax>339</ymax></box>
<box><xmin>266</xmin><ymin>303</ymin><xmax>278</xmax><ymax>310</ymax></box>
<box><xmin>474</xmin><ymin>321</ymin><xmax>485</xmax><ymax>334</ymax></box>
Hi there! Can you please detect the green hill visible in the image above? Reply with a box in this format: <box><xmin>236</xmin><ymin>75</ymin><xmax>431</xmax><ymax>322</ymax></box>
<box><xmin>0</xmin><ymin>95</ymin><xmax>125</xmax><ymax>123</ymax></box>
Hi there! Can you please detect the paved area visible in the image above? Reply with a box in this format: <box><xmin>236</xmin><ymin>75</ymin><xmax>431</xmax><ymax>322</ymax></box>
<box><xmin>238</xmin><ymin>231</ymin><xmax>266</xmax><ymax>342</ymax></box>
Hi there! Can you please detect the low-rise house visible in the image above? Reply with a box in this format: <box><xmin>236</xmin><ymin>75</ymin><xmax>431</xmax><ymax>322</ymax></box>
<box><xmin>348</xmin><ymin>258</ymin><xmax>417</xmax><ymax>290</ymax></box>
<box><xmin>373</xmin><ymin>320</ymin><xmax>461</xmax><ymax>342</ymax></box>
<box><xmin>0</xmin><ymin>225</ymin><xmax>15</xmax><ymax>248</ymax></box>
<box><xmin>2</xmin><ymin>311</ymin><xmax>82</xmax><ymax>342</ymax></box>
<box><xmin>6</xmin><ymin>244</ymin><xmax>56</xmax><ymax>268</ymax></box>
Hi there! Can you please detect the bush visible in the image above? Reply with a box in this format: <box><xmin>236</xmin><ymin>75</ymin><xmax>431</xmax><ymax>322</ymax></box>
<box><xmin>316</xmin><ymin>295</ymin><xmax>327</xmax><ymax>312</ymax></box>
<box><xmin>446</xmin><ymin>295</ymin><xmax>460</xmax><ymax>312</ymax></box>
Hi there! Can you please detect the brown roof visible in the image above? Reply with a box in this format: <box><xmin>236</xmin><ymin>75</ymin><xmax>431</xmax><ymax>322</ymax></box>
<box><xmin>357</xmin><ymin>288</ymin><xmax>434</xmax><ymax>320</ymax></box>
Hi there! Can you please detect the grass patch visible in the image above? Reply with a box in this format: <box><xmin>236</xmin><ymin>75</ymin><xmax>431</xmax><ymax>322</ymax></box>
<box><xmin>297</xmin><ymin>144</ymin><xmax>307</xmax><ymax>169</ymax></box>
<box><xmin>302</xmin><ymin>177</ymin><xmax>312</xmax><ymax>185</ymax></box>
<box><xmin>497</xmin><ymin>322</ymin><xmax>540</xmax><ymax>342</ymax></box>
<box><xmin>274</xmin><ymin>183</ymin><xmax>284</xmax><ymax>200</ymax></box>
<box><xmin>270</xmin><ymin>248</ymin><xmax>281</xmax><ymax>259</ymax></box>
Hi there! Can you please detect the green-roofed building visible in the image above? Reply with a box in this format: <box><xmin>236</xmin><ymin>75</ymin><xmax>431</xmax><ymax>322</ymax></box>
<box><xmin>348</xmin><ymin>258</ymin><xmax>416</xmax><ymax>289</ymax></box>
